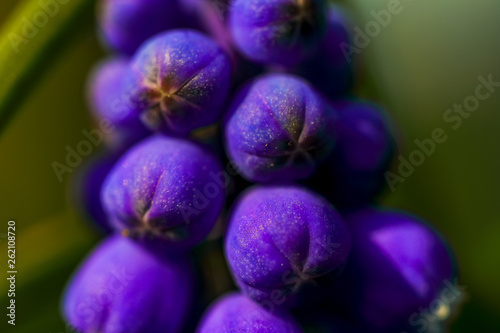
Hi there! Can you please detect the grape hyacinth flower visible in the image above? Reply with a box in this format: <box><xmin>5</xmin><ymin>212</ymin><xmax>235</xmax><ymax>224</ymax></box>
<box><xmin>225</xmin><ymin>185</ymin><xmax>351</xmax><ymax>308</ymax></box>
<box><xmin>334</xmin><ymin>208</ymin><xmax>458</xmax><ymax>330</ymax></box>
<box><xmin>197</xmin><ymin>293</ymin><xmax>303</xmax><ymax>333</ymax></box>
<box><xmin>87</xmin><ymin>57</ymin><xmax>150</xmax><ymax>152</ymax></box>
<box><xmin>63</xmin><ymin>235</ymin><xmax>194</xmax><ymax>333</ymax></box>
<box><xmin>97</xmin><ymin>0</ymin><xmax>197</xmax><ymax>55</ymax></box>
<box><xmin>125</xmin><ymin>30</ymin><xmax>232</xmax><ymax>135</ymax></box>
<box><xmin>229</xmin><ymin>0</ymin><xmax>327</xmax><ymax>67</ymax></box>
<box><xmin>56</xmin><ymin>0</ymin><xmax>465</xmax><ymax>332</ymax></box>
<box><xmin>295</xmin><ymin>3</ymin><xmax>355</xmax><ymax>98</ymax></box>
<box><xmin>101</xmin><ymin>135</ymin><xmax>226</xmax><ymax>251</ymax></box>
<box><xmin>71</xmin><ymin>152</ymin><xmax>117</xmax><ymax>234</ymax></box>
<box><xmin>224</xmin><ymin>74</ymin><xmax>337</xmax><ymax>183</ymax></box>
<box><xmin>309</xmin><ymin>99</ymin><xmax>395</xmax><ymax>208</ymax></box>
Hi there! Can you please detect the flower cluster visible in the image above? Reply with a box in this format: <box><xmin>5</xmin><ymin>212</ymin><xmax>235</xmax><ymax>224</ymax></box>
<box><xmin>63</xmin><ymin>1</ymin><xmax>461</xmax><ymax>332</ymax></box>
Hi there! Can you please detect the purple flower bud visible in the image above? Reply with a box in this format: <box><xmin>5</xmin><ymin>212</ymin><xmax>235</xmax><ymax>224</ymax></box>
<box><xmin>224</xmin><ymin>74</ymin><xmax>337</xmax><ymax>183</ymax></box>
<box><xmin>101</xmin><ymin>135</ymin><xmax>226</xmax><ymax>251</ymax></box>
<box><xmin>295</xmin><ymin>4</ymin><xmax>355</xmax><ymax>98</ymax></box>
<box><xmin>229</xmin><ymin>0</ymin><xmax>327</xmax><ymax>67</ymax></box>
<box><xmin>225</xmin><ymin>185</ymin><xmax>351</xmax><ymax>308</ymax></box>
<box><xmin>87</xmin><ymin>57</ymin><xmax>150</xmax><ymax>152</ymax></box>
<box><xmin>125</xmin><ymin>30</ymin><xmax>232</xmax><ymax>135</ymax></box>
<box><xmin>333</xmin><ymin>100</ymin><xmax>394</xmax><ymax>172</ymax></box>
<box><xmin>70</xmin><ymin>153</ymin><xmax>117</xmax><ymax>234</ymax></box>
<box><xmin>335</xmin><ymin>207</ymin><xmax>457</xmax><ymax>330</ymax></box>
<box><xmin>197</xmin><ymin>292</ymin><xmax>303</xmax><ymax>333</ymax></box>
<box><xmin>308</xmin><ymin>99</ymin><xmax>395</xmax><ymax>208</ymax></box>
<box><xmin>97</xmin><ymin>0</ymin><xmax>198</xmax><ymax>55</ymax></box>
<box><xmin>63</xmin><ymin>235</ymin><xmax>194</xmax><ymax>333</ymax></box>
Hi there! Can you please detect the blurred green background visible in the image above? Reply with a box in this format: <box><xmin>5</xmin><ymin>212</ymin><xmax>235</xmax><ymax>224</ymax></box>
<box><xmin>0</xmin><ymin>0</ymin><xmax>499</xmax><ymax>332</ymax></box>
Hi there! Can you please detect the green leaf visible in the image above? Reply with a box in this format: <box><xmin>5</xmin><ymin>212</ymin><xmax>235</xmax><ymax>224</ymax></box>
<box><xmin>0</xmin><ymin>0</ymin><xmax>95</xmax><ymax>134</ymax></box>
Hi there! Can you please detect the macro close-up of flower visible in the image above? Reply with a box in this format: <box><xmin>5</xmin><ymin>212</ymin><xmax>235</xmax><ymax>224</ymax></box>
<box><xmin>0</xmin><ymin>0</ymin><xmax>499</xmax><ymax>332</ymax></box>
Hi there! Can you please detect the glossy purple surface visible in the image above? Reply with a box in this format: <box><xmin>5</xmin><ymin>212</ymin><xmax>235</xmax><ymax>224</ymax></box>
<box><xmin>224</xmin><ymin>74</ymin><xmax>337</xmax><ymax>183</ymax></box>
<box><xmin>295</xmin><ymin>4</ymin><xmax>355</xmax><ymax>98</ymax></box>
<box><xmin>197</xmin><ymin>293</ymin><xmax>303</xmax><ymax>333</ymax></box>
<box><xmin>336</xmin><ymin>208</ymin><xmax>456</xmax><ymax>329</ymax></box>
<box><xmin>225</xmin><ymin>185</ymin><xmax>350</xmax><ymax>308</ymax></box>
<box><xmin>98</xmin><ymin>0</ymin><xmax>195</xmax><ymax>55</ymax></box>
<box><xmin>101</xmin><ymin>135</ymin><xmax>225</xmax><ymax>252</ymax></box>
<box><xmin>125</xmin><ymin>30</ymin><xmax>232</xmax><ymax>135</ymax></box>
<box><xmin>229</xmin><ymin>0</ymin><xmax>327</xmax><ymax>67</ymax></box>
<box><xmin>63</xmin><ymin>235</ymin><xmax>194</xmax><ymax>333</ymax></box>
<box><xmin>334</xmin><ymin>99</ymin><xmax>393</xmax><ymax>172</ymax></box>
<box><xmin>307</xmin><ymin>99</ymin><xmax>395</xmax><ymax>208</ymax></box>
<box><xmin>87</xmin><ymin>57</ymin><xmax>150</xmax><ymax>152</ymax></box>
